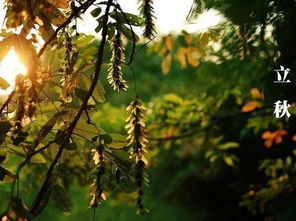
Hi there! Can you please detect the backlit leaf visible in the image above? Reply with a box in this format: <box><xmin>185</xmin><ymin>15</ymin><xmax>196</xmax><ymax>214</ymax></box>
<box><xmin>218</xmin><ymin>142</ymin><xmax>239</xmax><ymax>150</ymax></box>
<box><xmin>165</xmin><ymin>35</ymin><xmax>173</xmax><ymax>51</ymax></box>
<box><xmin>0</xmin><ymin>77</ymin><xmax>10</xmax><ymax>90</ymax></box>
<box><xmin>241</xmin><ymin>101</ymin><xmax>259</xmax><ymax>112</ymax></box>
<box><xmin>262</xmin><ymin>130</ymin><xmax>287</xmax><ymax>148</ymax></box>
<box><xmin>250</xmin><ymin>88</ymin><xmax>262</xmax><ymax>99</ymax></box>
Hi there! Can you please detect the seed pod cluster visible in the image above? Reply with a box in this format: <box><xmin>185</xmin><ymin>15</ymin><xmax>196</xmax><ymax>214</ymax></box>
<box><xmin>125</xmin><ymin>97</ymin><xmax>149</xmax><ymax>214</ymax></box>
<box><xmin>90</xmin><ymin>144</ymin><xmax>106</xmax><ymax>208</ymax></box>
<box><xmin>27</xmin><ymin>70</ymin><xmax>39</xmax><ymax>118</ymax></box>
<box><xmin>13</xmin><ymin>74</ymin><xmax>26</xmax><ymax>134</ymax></box>
<box><xmin>107</xmin><ymin>27</ymin><xmax>128</xmax><ymax>92</ymax></box>
<box><xmin>138</xmin><ymin>0</ymin><xmax>156</xmax><ymax>39</ymax></box>
<box><xmin>60</xmin><ymin>31</ymin><xmax>76</xmax><ymax>98</ymax></box>
<box><xmin>64</xmin><ymin>31</ymin><xmax>72</xmax><ymax>76</ymax></box>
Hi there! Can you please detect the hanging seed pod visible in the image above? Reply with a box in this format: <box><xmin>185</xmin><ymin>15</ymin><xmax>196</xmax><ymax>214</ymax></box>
<box><xmin>61</xmin><ymin>31</ymin><xmax>77</xmax><ymax>98</ymax></box>
<box><xmin>13</xmin><ymin>74</ymin><xmax>26</xmax><ymax>134</ymax></box>
<box><xmin>64</xmin><ymin>31</ymin><xmax>72</xmax><ymax>76</ymax></box>
<box><xmin>27</xmin><ymin>71</ymin><xmax>39</xmax><ymax>118</ymax></box>
<box><xmin>125</xmin><ymin>97</ymin><xmax>149</xmax><ymax>214</ymax></box>
<box><xmin>126</xmin><ymin>98</ymin><xmax>148</xmax><ymax>158</ymax></box>
<box><xmin>107</xmin><ymin>26</ymin><xmax>128</xmax><ymax>92</ymax></box>
<box><xmin>90</xmin><ymin>144</ymin><xmax>107</xmax><ymax>208</ymax></box>
<box><xmin>138</xmin><ymin>0</ymin><xmax>156</xmax><ymax>39</ymax></box>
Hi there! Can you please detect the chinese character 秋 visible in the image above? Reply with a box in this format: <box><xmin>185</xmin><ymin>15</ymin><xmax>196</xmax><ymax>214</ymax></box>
<box><xmin>273</xmin><ymin>100</ymin><xmax>291</xmax><ymax>118</ymax></box>
<box><xmin>274</xmin><ymin>65</ymin><xmax>291</xmax><ymax>83</ymax></box>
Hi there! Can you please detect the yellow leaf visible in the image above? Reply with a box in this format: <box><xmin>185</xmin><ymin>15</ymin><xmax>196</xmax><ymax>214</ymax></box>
<box><xmin>241</xmin><ymin>101</ymin><xmax>259</xmax><ymax>112</ymax></box>
<box><xmin>34</xmin><ymin>16</ymin><xmax>44</xmax><ymax>26</ymax></box>
<box><xmin>186</xmin><ymin>48</ymin><xmax>200</xmax><ymax>67</ymax></box>
<box><xmin>165</xmin><ymin>35</ymin><xmax>173</xmax><ymax>51</ymax></box>
<box><xmin>177</xmin><ymin>47</ymin><xmax>188</xmax><ymax>68</ymax></box>
<box><xmin>250</xmin><ymin>88</ymin><xmax>262</xmax><ymax>99</ymax></box>
<box><xmin>161</xmin><ymin>54</ymin><xmax>172</xmax><ymax>74</ymax></box>
<box><xmin>223</xmin><ymin>156</ymin><xmax>235</xmax><ymax>167</ymax></box>
<box><xmin>101</xmin><ymin>192</ymin><xmax>107</xmax><ymax>201</ymax></box>
<box><xmin>183</xmin><ymin>33</ymin><xmax>192</xmax><ymax>44</ymax></box>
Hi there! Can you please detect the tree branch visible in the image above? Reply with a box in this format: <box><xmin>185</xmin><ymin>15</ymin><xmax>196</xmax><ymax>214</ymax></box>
<box><xmin>29</xmin><ymin>0</ymin><xmax>114</xmax><ymax>215</ymax></box>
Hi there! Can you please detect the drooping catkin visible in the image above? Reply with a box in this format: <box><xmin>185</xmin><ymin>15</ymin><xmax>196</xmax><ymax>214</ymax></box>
<box><xmin>27</xmin><ymin>70</ymin><xmax>39</xmax><ymax>118</ymax></box>
<box><xmin>125</xmin><ymin>97</ymin><xmax>149</xmax><ymax>214</ymax></box>
<box><xmin>90</xmin><ymin>144</ymin><xmax>106</xmax><ymax>208</ymax></box>
<box><xmin>138</xmin><ymin>0</ymin><xmax>156</xmax><ymax>39</ymax></box>
<box><xmin>107</xmin><ymin>27</ymin><xmax>128</xmax><ymax>92</ymax></box>
<box><xmin>14</xmin><ymin>74</ymin><xmax>26</xmax><ymax>133</ymax></box>
<box><xmin>60</xmin><ymin>31</ymin><xmax>77</xmax><ymax>98</ymax></box>
<box><xmin>64</xmin><ymin>31</ymin><xmax>72</xmax><ymax>76</ymax></box>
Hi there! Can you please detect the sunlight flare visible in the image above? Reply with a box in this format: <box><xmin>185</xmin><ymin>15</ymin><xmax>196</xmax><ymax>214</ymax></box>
<box><xmin>0</xmin><ymin>49</ymin><xmax>27</xmax><ymax>94</ymax></box>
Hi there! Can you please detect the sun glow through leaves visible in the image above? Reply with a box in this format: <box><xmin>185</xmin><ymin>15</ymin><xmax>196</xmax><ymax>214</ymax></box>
<box><xmin>0</xmin><ymin>49</ymin><xmax>27</xmax><ymax>94</ymax></box>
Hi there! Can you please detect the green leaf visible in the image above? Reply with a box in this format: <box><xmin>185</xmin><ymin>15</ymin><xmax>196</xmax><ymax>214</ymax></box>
<box><xmin>110</xmin><ymin>12</ymin><xmax>143</xmax><ymax>26</ymax></box>
<box><xmin>7</xmin><ymin>144</ymin><xmax>26</xmax><ymax>158</ymax></box>
<box><xmin>51</xmin><ymin>184</ymin><xmax>73</xmax><ymax>213</ymax></box>
<box><xmin>91</xmin><ymin>7</ymin><xmax>102</xmax><ymax>17</ymax></box>
<box><xmin>286</xmin><ymin>156</ymin><xmax>292</xmax><ymax>165</ymax></box>
<box><xmin>54</xmin><ymin>130</ymin><xmax>70</xmax><ymax>147</ymax></box>
<box><xmin>209</xmin><ymin>155</ymin><xmax>218</xmax><ymax>163</ymax></box>
<box><xmin>0</xmin><ymin>120</ymin><xmax>12</xmax><ymax>145</ymax></box>
<box><xmin>74</xmin><ymin>120</ymin><xmax>100</xmax><ymax>138</ymax></box>
<box><xmin>108</xmin><ymin>23</ymin><xmax>115</xmax><ymax>40</ymax></box>
<box><xmin>100</xmin><ymin>134</ymin><xmax>112</xmax><ymax>144</ymax></box>
<box><xmin>74</xmin><ymin>88</ymin><xmax>88</xmax><ymax>101</ymax></box>
<box><xmin>0</xmin><ymin>77</ymin><xmax>10</xmax><ymax>90</ymax></box>
<box><xmin>92</xmin><ymin>82</ymin><xmax>106</xmax><ymax>104</ymax></box>
<box><xmin>65</xmin><ymin>142</ymin><xmax>77</xmax><ymax>150</ymax></box>
<box><xmin>223</xmin><ymin>156</ymin><xmax>235</xmax><ymax>167</ymax></box>
<box><xmin>95</xmin><ymin>24</ymin><xmax>103</xmax><ymax>33</ymax></box>
<box><xmin>164</xmin><ymin>93</ymin><xmax>183</xmax><ymax>104</ymax></box>
<box><xmin>121</xmin><ymin>25</ymin><xmax>140</xmax><ymax>42</ymax></box>
<box><xmin>32</xmin><ymin>111</ymin><xmax>66</xmax><ymax>150</ymax></box>
<box><xmin>110</xmin><ymin>149</ymin><xmax>133</xmax><ymax>168</ymax></box>
<box><xmin>75</xmin><ymin>35</ymin><xmax>95</xmax><ymax>48</ymax></box>
<box><xmin>108</xmin><ymin>134</ymin><xmax>128</xmax><ymax>149</ymax></box>
<box><xmin>31</xmin><ymin>153</ymin><xmax>47</xmax><ymax>164</ymax></box>
<box><xmin>218</xmin><ymin>142</ymin><xmax>239</xmax><ymax>150</ymax></box>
